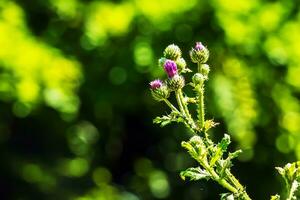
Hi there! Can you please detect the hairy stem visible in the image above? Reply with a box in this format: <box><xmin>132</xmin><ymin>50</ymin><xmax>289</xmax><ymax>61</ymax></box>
<box><xmin>225</xmin><ymin>169</ymin><xmax>251</xmax><ymax>200</ymax></box>
<box><xmin>195</xmin><ymin>86</ymin><xmax>205</xmax><ymax>130</ymax></box>
<box><xmin>204</xmin><ymin>137</ymin><xmax>251</xmax><ymax>199</ymax></box>
<box><xmin>201</xmin><ymin>161</ymin><xmax>238</xmax><ymax>194</ymax></box>
<box><xmin>175</xmin><ymin>90</ymin><xmax>186</xmax><ymax>115</ymax></box>
<box><xmin>178</xmin><ymin>90</ymin><xmax>192</xmax><ymax>119</ymax></box>
<box><xmin>287</xmin><ymin>181</ymin><xmax>298</xmax><ymax>200</ymax></box>
<box><xmin>163</xmin><ymin>99</ymin><xmax>179</xmax><ymax>113</ymax></box>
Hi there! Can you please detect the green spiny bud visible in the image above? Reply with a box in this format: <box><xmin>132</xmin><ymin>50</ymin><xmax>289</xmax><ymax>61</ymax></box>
<box><xmin>151</xmin><ymin>85</ymin><xmax>170</xmax><ymax>101</ymax></box>
<box><xmin>189</xmin><ymin>136</ymin><xmax>207</xmax><ymax>159</ymax></box>
<box><xmin>192</xmin><ymin>73</ymin><xmax>206</xmax><ymax>86</ymax></box>
<box><xmin>201</xmin><ymin>64</ymin><xmax>210</xmax><ymax>76</ymax></box>
<box><xmin>167</xmin><ymin>74</ymin><xmax>185</xmax><ymax>91</ymax></box>
<box><xmin>189</xmin><ymin>42</ymin><xmax>209</xmax><ymax>64</ymax></box>
<box><xmin>164</xmin><ymin>44</ymin><xmax>182</xmax><ymax>60</ymax></box>
<box><xmin>176</xmin><ymin>58</ymin><xmax>187</xmax><ymax>73</ymax></box>
<box><xmin>189</xmin><ymin>136</ymin><xmax>204</xmax><ymax>146</ymax></box>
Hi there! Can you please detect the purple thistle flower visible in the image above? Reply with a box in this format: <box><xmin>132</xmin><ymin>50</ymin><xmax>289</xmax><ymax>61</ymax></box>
<box><xmin>195</xmin><ymin>42</ymin><xmax>205</xmax><ymax>51</ymax></box>
<box><xmin>164</xmin><ymin>60</ymin><xmax>178</xmax><ymax>78</ymax></box>
<box><xmin>149</xmin><ymin>79</ymin><xmax>163</xmax><ymax>90</ymax></box>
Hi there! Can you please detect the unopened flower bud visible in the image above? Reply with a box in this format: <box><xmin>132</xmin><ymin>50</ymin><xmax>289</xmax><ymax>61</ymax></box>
<box><xmin>176</xmin><ymin>58</ymin><xmax>187</xmax><ymax>73</ymax></box>
<box><xmin>168</xmin><ymin>74</ymin><xmax>185</xmax><ymax>91</ymax></box>
<box><xmin>192</xmin><ymin>73</ymin><xmax>206</xmax><ymax>86</ymax></box>
<box><xmin>190</xmin><ymin>42</ymin><xmax>209</xmax><ymax>64</ymax></box>
<box><xmin>201</xmin><ymin>64</ymin><xmax>210</xmax><ymax>76</ymax></box>
<box><xmin>163</xmin><ymin>44</ymin><xmax>181</xmax><ymax>60</ymax></box>
<box><xmin>149</xmin><ymin>80</ymin><xmax>169</xmax><ymax>101</ymax></box>
<box><xmin>164</xmin><ymin>60</ymin><xmax>178</xmax><ymax>78</ymax></box>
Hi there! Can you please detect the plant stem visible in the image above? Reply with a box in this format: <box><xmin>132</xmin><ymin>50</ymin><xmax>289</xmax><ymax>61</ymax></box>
<box><xmin>287</xmin><ymin>181</ymin><xmax>298</xmax><ymax>200</ymax></box>
<box><xmin>178</xmin><ymin>90</ymin><xmax>192</xmax><ymax>119</ymax></box>
<box><xmin>175</xmin><ymin>90</ymin><xmax>186</xmax><ymax>115</ymax></box>
<box><xmin>163</xmin><ymin>99</ymin><xmax>179</xmax><ymax>113</ymax></box>
<box><xmin>176</xmin><ymin>89</ymin><xmax>197</xmax><ymax>130</ymax></box>
<box><xmin>201</xmin><ymin>161</ymin><xmax>238</xmax><ymax>193</ymax></box>
<box><xmin>225</xmin><ymin>169</ymin><xmax>251</xmax><ymax>200</ymax></box>
<box><xmin>195</xmin><ymin>86</ymin><xmax>205</xmax><ymax>130</ymax></box>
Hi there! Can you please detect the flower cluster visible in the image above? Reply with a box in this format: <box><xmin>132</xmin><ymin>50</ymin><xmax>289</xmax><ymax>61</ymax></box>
<box><xmin>149</xmin><ymin>42</ymin><xmax>253</xmax><ymax>200</ymax></box>
<box><xmin>149</xmin><ymin>42</ymin><xmax>300</xmax><ymax>200</ymax></box>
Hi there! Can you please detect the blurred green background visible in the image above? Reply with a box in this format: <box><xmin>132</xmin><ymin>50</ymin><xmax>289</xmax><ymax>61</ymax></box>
<box><xmin>1</xmin><ymin>0</ymin><xmax>300</xmax><ymax>199</ymax></box>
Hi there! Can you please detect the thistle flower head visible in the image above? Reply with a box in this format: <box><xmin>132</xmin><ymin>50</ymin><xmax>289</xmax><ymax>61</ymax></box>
<box><xmin>149</xmin><ymin>80</ymin><xmax>170</xmax><ymax>101</ymax></box>
<box><xmin>167</xmin><ymin>74</ymin><xmax>185</xmax><ymax>91</ymax></box>
<box><xmin>190</xmin><ymin>42</ymin><xmax>209</xmax><ymax>64</ymax></box>
<box><xmin>149</xmin><ymin>79</ymin><xmax>163</xmax><ymax>90</ymax></box>
<box><xmin>163</xmin><ymin>44</ymin><xmax>181</xmax><ymax>60</ymax></box>
<box><xmin>164</xmin><ymin>60</ymin><xmax>178</xmax><ymax>78</ymax></box>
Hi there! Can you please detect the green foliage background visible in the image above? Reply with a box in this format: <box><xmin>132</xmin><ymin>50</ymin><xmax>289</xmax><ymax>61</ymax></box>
<box><xmin>0</xmin><ymin>0</ymin><xmax>299</xmax><ymax>199</ymax></box>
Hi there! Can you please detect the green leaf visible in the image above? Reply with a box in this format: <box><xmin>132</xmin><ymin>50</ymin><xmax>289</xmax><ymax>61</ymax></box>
<box><xmin>210</xmin><ymin>134</ymin><xmax>231</xmax><ymax>167</ymax></box>
<box><xmin>153</xmin><ymin>111</ymin><xmax>182</xmax><ymax>127</ymax></box>
<box><xmin>219</xmin><ymin>134</ymin><xmax>231</xmax><ymax>151</ymax></box>
<box><xmin>180</xmin><ymin>167</ymin><xmax>210</xmax><ymax>181</ymax></box>
<box><xmin>218</xmin><ymin>150</ymin><xmax>242</xmax><ymax>178</ymax></box>
<box><xmin>228</xmin><ymin>150</ymin><xmax>242</xmax><ymax>159</ymax></box>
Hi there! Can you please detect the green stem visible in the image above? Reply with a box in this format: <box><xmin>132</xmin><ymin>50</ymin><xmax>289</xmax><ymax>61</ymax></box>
<box><xmin>225</xmin><ymin>169</ymin><xmax>251</xmax><ymax>200</ymax></box>
<box><xmin>163</xmin><ymin>99</ymin><xmax>179</xmax><ymax>113</ymax></box>
<box><xmin>198</xmin><ymin>63</ymin><xmax>203</xmax><ymax>73</ymax></box>
<box><xmin>178</xmin><ymin>89</ymin><xmax>195</xmax><ymax>122</ymax></box>
<box><xmin>195</xmin><ymin>86</ymin><xmax>205</xmax><ymax>130</ymax></box>
<box><xmin>201</xmin><ymin>161</ymin><xmax>238</xmax><ymax>194</ymax></box>
<box><xmin>287</xmin><ymin>181</ymin><xmax>298</xmax><ymax>200</ymax></box>
<box><xmin>178</xmin><ymin>90</ymin><xmax>191</xmax><ymax>118</ymax></box>
<box><xmin>175</xmin><ymin>90</ymin><xmax>186</xmax><ymax>116</ymax></box>
<box><xmin>195</xmin><ymin>121</ymin><xmax>251</xmax><ymax>199</ymax></box>
<box><xmin>176</xmin><ymin>89</ymin><xmax>198</xmax><ymax>130</ymax></box>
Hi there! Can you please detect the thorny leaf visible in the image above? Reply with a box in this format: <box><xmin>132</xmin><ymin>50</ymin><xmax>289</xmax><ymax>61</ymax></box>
<box><xmin>210</xmin><ymin>134</ymin><xmax>231</xmax><ymax>167</ymax></box>
<box><xmin>218</xmin><ymin>150</ymin><xmax>242</xmax><ymax>177</ymax></box>
<box><xmin>180</xmin><ymin>167</ymin><xmax>211</xmax><ymax>181</ymax></box>
<box><xmin>220</xmin><ymin>193</ymin><xmax>234</xmax><ymax>200</ymax></box>
<box><xmin>153</xmin><ymin>111</ymin><xmax>183</xmax><ymax>127</ymax></box>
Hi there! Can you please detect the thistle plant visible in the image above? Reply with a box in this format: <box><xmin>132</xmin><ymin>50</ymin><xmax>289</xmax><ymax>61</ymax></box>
<box><xmin>149</xmin><ymin>42</ymin><xmax>300</xmax><ymax>200</ymax></box>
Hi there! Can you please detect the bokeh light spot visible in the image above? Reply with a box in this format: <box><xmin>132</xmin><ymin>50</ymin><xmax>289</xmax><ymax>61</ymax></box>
<box><xmin>92</xmin><ymin>167</ymin><xmax>112</xmax><ymax>186</ymax></box>
<box><xmin>109</xmin><ymin>67</ymin><xmax>127</xmax><ymax>85</ymax></box>
<box><xmin>148</xmin><ymin>170</ymin><xmax>170</xmax><ymax>198</ymax></box>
